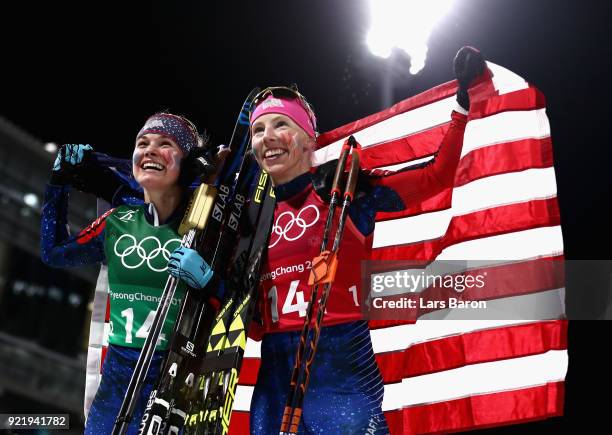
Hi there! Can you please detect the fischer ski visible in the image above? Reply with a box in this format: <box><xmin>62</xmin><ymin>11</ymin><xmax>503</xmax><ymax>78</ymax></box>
<box><xmin>169</xmin><ymin>160</ymin><xmax>273</xmax><ymax>435</ymax></box>
<box><xmin>184</xmin><ymin>169</ymin><xmax>276</xmax><ymax>435</ymax></box>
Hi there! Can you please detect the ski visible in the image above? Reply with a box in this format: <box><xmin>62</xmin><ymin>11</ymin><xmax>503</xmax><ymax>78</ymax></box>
<box><xmin>184</xmin><ymin>169</ymin><xmax>276</xmax><ymax>434</ymax></box>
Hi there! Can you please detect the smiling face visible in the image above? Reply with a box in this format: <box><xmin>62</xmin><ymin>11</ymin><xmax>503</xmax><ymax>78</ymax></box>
<box><xmin>132</xmin><ymin>133</ymin><xmax>184</xmax><ymax>192</ymax></box>
<box><xmin>251</xmin><ymin>113</ymin><xmax>315</xmax><ymax>185</ymax></box>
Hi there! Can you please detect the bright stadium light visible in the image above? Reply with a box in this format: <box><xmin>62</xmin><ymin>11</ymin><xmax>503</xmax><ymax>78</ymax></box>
<box><xmin>366</xmin><ymin>0</ymin><xmax>455</xmax><ymax>74</ymax></box>
<box><xmin>44</xmin><ymin>142</ymin><xmax>58</xmax><ymax>153</ymax></box>
<box><xmin>23</xmin><ymin>193</ymin><xmax>39</xmax><ymax>208</ymax></box>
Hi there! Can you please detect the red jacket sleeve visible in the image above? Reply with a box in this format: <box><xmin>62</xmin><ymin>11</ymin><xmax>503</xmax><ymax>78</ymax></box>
<box><xmin>369</xmin><ymin>110</ymin><xmax>468</xmax><ymax>206</ymax></box>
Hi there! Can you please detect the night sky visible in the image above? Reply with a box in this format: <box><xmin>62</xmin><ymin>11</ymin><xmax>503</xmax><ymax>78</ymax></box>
<box><xmin>2</xmin><ymin>1</ymin><xmax>611</xmax><ymax>432</ymax></box>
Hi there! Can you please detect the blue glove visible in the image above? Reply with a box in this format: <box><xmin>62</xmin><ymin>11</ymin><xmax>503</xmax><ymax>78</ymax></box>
<box><xmin>50</xmin><ymin>144</ymin><xmax>93</xmax><ymax>184</ymax></box>
<box><xmin>167</xmin><ymin>246</ymin><xmax>214</xmax><ymax>289</ymax></box>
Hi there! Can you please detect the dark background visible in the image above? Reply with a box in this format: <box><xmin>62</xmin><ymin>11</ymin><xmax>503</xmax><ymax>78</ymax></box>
<box><xmin>2</xmin><ymin>0</ymin><xmax>610</xmax><ymax>432</ymax></box>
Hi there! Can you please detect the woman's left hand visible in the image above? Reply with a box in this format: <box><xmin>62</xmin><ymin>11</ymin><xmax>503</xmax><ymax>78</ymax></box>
<box><xmin>167</xmin><ymin>246</ymin><xmax>214</xmax><ymax>289</ymax></box>
<box><xmin>453</xmin><ymin>46</ymin><xmax>486</xmax><ymax>111</ymax></box>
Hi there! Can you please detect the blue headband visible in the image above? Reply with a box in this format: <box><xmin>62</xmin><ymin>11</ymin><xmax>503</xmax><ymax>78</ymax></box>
<box><xmin>137</xmin><ymin>113</ymin><xmax>198</xmax><ymax>154</ymax></box>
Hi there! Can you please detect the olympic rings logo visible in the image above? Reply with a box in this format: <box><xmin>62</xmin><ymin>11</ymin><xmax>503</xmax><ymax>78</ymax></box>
<box><xmin>113</xmin><ymin>235</ymin><xmax>182</xmax><ymax>272</ymax></box>
<box><xmin>269</xmin><ymin>204</ymin><xmax>320</xmax><ymax>248</ymax></box>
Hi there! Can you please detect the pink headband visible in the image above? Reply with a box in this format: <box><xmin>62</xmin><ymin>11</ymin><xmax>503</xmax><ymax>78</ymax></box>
<box><xmin>250</xmin><ymin>95</ymin><xmax>317</xmax><ymax>138</ymax></box>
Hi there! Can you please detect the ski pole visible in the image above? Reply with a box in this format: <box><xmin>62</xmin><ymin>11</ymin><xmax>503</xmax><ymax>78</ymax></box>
<box><xmin>295</xmin><ymin>143</ymin><xmax>361</xmax><ymax>421</ymax></box>
<box><xmin>279</xmin><ymin>136</ymin><xmax>355</xmax><ymax>434</ymax></box>
<box><xmin>279</xmin><ymin>137</ymin><xmax>361</xmax><ymax>435</ymax></box>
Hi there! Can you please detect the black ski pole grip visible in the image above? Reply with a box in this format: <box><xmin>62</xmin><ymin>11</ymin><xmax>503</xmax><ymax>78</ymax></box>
<box><xmin>344</xmin><ymin>140</ymin><xmax>361</xmax><ymax>201</ymax></box>
<box><xmin>330</xmin><ymin>138</ymin><xmax>352</xmax><ymax>196</ymax></box>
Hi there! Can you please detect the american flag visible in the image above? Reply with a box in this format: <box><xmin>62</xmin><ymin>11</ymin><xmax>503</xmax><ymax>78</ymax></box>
<box><xmin>229</xmin><ymin>62</ymin><xmax>566</xmax><ymax>434</ymax></box>
<box><xmin>84</xmin><ymin>62</ymin><xmax>566</xmax><ymax>434</ymax></box>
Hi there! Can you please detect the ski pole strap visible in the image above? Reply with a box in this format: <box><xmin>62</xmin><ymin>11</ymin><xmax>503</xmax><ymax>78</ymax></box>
<box><xmin>307</xmin><ymin>250</ymin><xmax>338</xmax><ymax>286</ymax></box>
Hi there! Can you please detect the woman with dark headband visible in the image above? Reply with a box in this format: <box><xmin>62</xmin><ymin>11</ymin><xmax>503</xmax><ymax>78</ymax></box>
<box><xmin>247</xmin><ymin>47</ymin><xmax>485</xmax><ymax>434</ymax></box>
<box><xmin>40</xmin><ymin>113</ymin><xmax>218</xmax><ymax>434</ymax></box>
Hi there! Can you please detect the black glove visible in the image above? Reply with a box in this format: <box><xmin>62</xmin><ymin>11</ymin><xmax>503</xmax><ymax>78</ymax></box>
<box><xmin>312</xmin><ymin>158</ymin><xmax>371</xmax><ymax>203</ymax></box>
<box><xmin>178</xmin><ymin>144</ymin><xmax>223</xmax><ymax>187</ymax></box>
<box><xmin>49</xmin><ymin>144</ymin><xmax>93</xmax><ymax>185</ymax></box>
<box><xmin>454</xmin><ymin>46</ymin><xmax>486</xmax><ymax>111</ymax></box>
